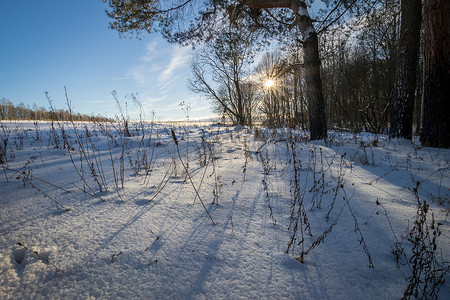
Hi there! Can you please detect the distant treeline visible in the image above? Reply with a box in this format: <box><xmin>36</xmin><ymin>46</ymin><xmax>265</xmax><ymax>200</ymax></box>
<box><xmin>0</xmin><ymin>98</ymin><xmax>113</xmax><ymax>122</ymax></box>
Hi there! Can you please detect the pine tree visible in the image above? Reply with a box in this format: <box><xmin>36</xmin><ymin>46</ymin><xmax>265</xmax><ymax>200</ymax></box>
<box><xmin>420</xmin><ymin>0</ymin><xmax>450</xmax><ymax>148</ymax></box>
<box><xmin>390</xmin><ymin>0</ymin><xmax>421</xmax><ymax>140</ymax></box>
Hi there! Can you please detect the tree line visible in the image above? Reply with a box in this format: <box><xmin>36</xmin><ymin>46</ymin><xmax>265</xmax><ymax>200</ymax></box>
<box><xmin>0</xmin><ymin>98</ymin><xmax>112</xmax><ymax>122</ymax></box>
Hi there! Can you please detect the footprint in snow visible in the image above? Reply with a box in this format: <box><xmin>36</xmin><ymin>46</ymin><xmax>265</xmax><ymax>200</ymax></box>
<box><xmin>13</xmin><ymin>247</ymin><xmax>26</xmax><ymax>264</ymax></box>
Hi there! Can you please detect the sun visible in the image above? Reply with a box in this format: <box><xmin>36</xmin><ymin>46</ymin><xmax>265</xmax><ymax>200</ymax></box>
<box><xmin>265</xmin><ymin>79</ymin><xmax>275</xmax><ymax>89</ymax></box>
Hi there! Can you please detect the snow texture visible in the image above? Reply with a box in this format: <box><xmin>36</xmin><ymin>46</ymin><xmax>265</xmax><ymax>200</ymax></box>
<box><xmin>0</xmin><ymin>121</ymin><xmax>449</xmax><ymax>299</ymax></box>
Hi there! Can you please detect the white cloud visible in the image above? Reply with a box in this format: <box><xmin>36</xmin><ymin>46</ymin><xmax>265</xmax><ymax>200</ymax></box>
<box><xmin>192</xmin><ymin>104</ymin><xmax>213</xmax><ymax>113</ymax></box>
<box><xmin>157</xmin><ymin>46</ymin><xmax>191</xmax><ymax>90</ymax></box>
<box><xmin>141</xmin><ymin>40</ymin><xmax>158</xmax><ymax>62</ymax></box>
<box><xmin>122</xmin><ymin>38</ymin><xmax>203</xmax><ymax>120</ymax></box>
<box><xmin>126</xmin><ymin>40</ymin><xmax>190</xmax><ymax>91</ymax></box>
<box><xmin>126</xmin><ymin>64</ymin><xmax>155</xmax><ymax>86</ymax></box>
<box><xmin>140</xmin><ymin>95</ymin><xmax>166</xmax><ymax>112</ymax></box>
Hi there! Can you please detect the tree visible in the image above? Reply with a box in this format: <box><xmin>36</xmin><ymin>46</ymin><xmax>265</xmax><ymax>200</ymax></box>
<box><xmin>103</xmin><ymin>0</ymin><xmax>328</xmax><ymax>139</ymax></box>
<box><xmin>320</xmin><ymin>0</ymin><xmax>400</xmax><ymax>133</ymax></box>
<box><xmin>0</xmin><ymin>98</ymin><xmax>13</xmax><ymax>120</ymax></box>
<box><xmin>390</xmin><ymin>0</ymin><xmax>422</xmax><ymax>140</ymax></box>
<box><xmin>420</xmin><ymin>0</ymin><xmax>450</xmax><ymax>148</ymax></box>
<box><xmin>189</xmin><ymin>29</ymin><xmax>255</xmax><ymax>126</ymax></box>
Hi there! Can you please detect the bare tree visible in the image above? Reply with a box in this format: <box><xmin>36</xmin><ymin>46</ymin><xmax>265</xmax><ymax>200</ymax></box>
<box><xmin>189</xmin><ymin>29</ymin><xmax>255</xmax><ymax>125</ymax></box>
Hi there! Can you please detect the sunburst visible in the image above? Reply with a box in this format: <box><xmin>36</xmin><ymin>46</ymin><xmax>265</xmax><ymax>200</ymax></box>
<box><xmin>264</xmin><ymin>79</ymin><xmax>275</xmax><ymax>89</ymax></box>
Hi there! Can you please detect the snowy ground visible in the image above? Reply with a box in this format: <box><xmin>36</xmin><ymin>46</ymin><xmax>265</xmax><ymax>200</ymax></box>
<box><xmin>0</xmin><ymin>121</ymin><xmax>449</xmax><ymax>299</ymax></box>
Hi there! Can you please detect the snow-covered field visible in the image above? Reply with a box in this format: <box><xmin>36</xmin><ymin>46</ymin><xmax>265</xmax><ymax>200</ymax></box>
<box><xmin>0</xmin><ymin>121</ymin><xmax>449</xmax><ymax>299</ymax></box>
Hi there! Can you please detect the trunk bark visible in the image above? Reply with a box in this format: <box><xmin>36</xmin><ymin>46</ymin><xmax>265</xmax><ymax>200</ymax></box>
<box><xmin>293</xmin><ymin>1</ymin><xmax>327</xmax><ymax>139</ymax></box>
<box><xmin>300</xmin><ymin>22</ymin><xmax>327</xmax><ymax>140</ymax></box>
<box><xmin>390</xmin><ymin>0</ymin><xmax>422</xmax><ymax>139</ymax></box>
<box><xmin>420</xmin><ymin>0</ymin><xmax>450</xmax><ymax>148</ymax></box>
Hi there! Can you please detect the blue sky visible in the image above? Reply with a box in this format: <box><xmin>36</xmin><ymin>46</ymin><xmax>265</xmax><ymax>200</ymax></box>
<box><xmin>0</xmin><ymin>0</ymin><xmax>214</xmax><ymax>121</ymax></box>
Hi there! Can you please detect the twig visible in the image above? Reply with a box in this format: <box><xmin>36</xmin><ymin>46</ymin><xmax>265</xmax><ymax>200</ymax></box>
<box><xmin>17</xmin><ymin>242</ymin><xmax>62</xmax><ymax>272</ymax></box>
<box><xmin>342</xmin><ymin>188</ymin><xmax>374</xmax><ymax>268</ymax></box>
<box><xmin>148</xmin><ymin>161</ymin><xmax>173</xmax><ymax>202</ymax></box>
<box><xmin>22</xmin><ymin>176</ymin><xmax>70</xmax><ymax>211</ymax></box>
<box><xmin>111</xmin><ymin>251</ymin><xmax>122</xmax><ymax>262</ymax></box>
<box><xmin>67</xmin><ymin>147</ymin><xmax>105</xmax><ymax>202</ymax></box>
<box><xmin>171</xmin><ymin>129</ymin><xmax>216</xmax><ymax>225</ymax></box>
<box><xmin>1</xmin><ymin>166</ymin><xmax>71</xmax><ymax>193</ymax></box>
<box><xmin>144</xmin><ymin>236</ymin><xmax>160</xmax><ymax>251</ymax></box>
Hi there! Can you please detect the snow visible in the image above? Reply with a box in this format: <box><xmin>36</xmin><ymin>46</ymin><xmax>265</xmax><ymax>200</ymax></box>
<box><xmin>0</xmin><ymin>121</ymin><xmax>449</xmax><ymax>299</ymax></box>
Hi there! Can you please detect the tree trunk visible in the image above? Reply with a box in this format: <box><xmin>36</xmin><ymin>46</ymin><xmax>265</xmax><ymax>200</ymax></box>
<box><xmin>420</xmin><ymin>0</ymin><xmax>450</xmax><ymax>148</ymax></box>
<box><xmin>302</xmin><ymin>26</ymin><xmax>327</xmax><ymax>140</ymax></box>
<box><xmin>390</xmin><ymin>0</ymin><xmax>422</xmax><ymax>139</ymax></box>
<box><xmin>293</xmin><ymin>2</ymin><xmax>327</xmax><ymax>139</ymax></box>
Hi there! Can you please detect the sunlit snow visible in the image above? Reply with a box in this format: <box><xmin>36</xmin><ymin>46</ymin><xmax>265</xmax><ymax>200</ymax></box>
<box><xmin>0</xmin><ymin>121</ymin><xmax>448</xmax><ymax>299</ymax></box>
